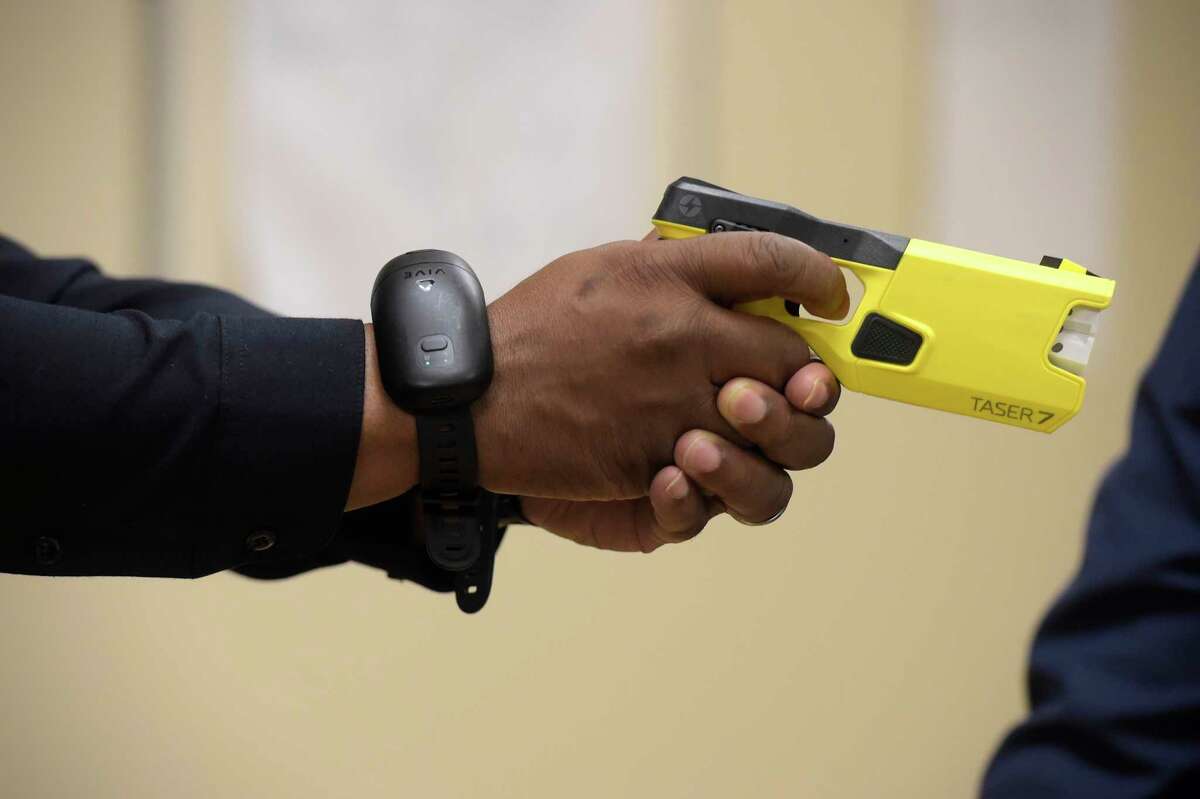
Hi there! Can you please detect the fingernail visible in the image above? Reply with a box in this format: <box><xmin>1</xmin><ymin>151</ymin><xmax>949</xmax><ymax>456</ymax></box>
<box><xmin>665</xmin><ymin>471</ymin><xmax>689</xmax><ymax>500</ymax></box>
<box><xmin>730</xmin><ymin>385</ymin><xmax>767</xmax><ymax>424</ymax></box>
<box><xmin>683</xmin><ymin>437</ymin><xmax>722</xmax><ymax>474</ymax></box>
<box><xmin>803</xmin><ymin>378</ymin><xmax>830</xmax><ymax>412</ymax></box>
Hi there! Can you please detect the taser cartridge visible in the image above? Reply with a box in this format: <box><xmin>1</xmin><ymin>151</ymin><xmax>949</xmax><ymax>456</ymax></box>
<box><xmin>652</xmin><ymin>177</ymin><xmax>1116</xmax><ymax>432</ymax></box>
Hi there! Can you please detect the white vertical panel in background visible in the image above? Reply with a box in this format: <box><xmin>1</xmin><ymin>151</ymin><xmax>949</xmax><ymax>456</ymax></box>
<box><xmin>231</xmin><ymin>0</ymin><xmax>657</xmax><ymax>318</ymax></box>
<box><xmin>927</xmin><ymin>0</ymin><xmax>1119</xmax><ymax>278</ymax></box>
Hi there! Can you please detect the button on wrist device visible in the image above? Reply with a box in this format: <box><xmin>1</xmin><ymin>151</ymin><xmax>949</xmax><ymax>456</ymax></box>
<box><xmin>371</xmin><ymin>249</ymin><xmax>503</xmax><ymax>613</ymax></box>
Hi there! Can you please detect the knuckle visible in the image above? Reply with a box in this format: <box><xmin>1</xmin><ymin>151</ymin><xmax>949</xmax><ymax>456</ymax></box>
<box><xmin>750</xmin><ymin>233</ymin><xmax>796</xmax><ymax>285</ymax></box>
<box><xmin>614</xmin><ymin>241</ymin><xmax>664</xmax><ymax>279</ymax></box>
<box><xmin>631</xmin><ymin>305</ymin><xmax>692</xmax><ymax>366</ymax></box>
<box><xmin>666</xmin><ymin>239</ymin><xmax>705</xmax><ymax>286</ymax></box>
<box><xmin>598</xmin><ymin>240</ymin><xmax>640</xmax><ymax>274</ymax></box>
<box><xmin>630</xmin><ymin>243</ymin><xmax>694</xmax><ymax>295</ymax></box>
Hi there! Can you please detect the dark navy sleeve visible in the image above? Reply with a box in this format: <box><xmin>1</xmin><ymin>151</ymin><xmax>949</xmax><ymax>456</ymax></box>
<box><xmin>0</xmin><ymin>235</ymin><xmax>365</xmax><ymax>577</ymax></box>
<box><xmin>983</xmin><ymin>258</ymin><xmax>1200</xmax><ymax>797</ymax></box>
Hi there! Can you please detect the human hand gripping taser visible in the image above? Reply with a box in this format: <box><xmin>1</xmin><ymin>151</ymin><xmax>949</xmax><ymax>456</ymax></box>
<box><xmin>652</xmin><ymin>178</ymin><xmax>1116</xmax><ymax>432</ymax></box>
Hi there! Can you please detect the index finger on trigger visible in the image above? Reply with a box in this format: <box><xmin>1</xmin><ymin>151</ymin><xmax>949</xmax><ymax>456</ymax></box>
<box><xmin>666</xmin><ymin>231</ymin><xmax>849</xmax><ymax>319</ymax></box>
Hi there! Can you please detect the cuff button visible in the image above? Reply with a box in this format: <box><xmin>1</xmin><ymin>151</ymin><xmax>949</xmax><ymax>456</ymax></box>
<box><xmin>34</xmin><ymin>536</ymin><xmax>62</xmax><ymax>566</ymax></box>
<box><xmin>245</xmin><ymin>530</ymin><xmax>277</xmax><ymax>553</ymax></box>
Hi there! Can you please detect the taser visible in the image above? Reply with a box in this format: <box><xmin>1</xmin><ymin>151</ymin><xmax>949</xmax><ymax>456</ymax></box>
<box><xmin>652</xmin><ymin>177</ymin><xmax>1116</xmax><ymax>432</ymax></box>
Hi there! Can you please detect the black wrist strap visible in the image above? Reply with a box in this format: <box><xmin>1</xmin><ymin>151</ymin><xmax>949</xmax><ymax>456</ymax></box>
<box><xmin>417</xmin><ymin>408</ymin><xmax>478</xmax><ymax>497</ymax></box>
<box><xmin>453</xmin><ymin>492</ymin><xmax>497</xmax><ymax>613</ymax></box>
<box><xmin>415</xmin><ymin>409</ymin><xmax>497</xmax><ymax>612</ymax></box>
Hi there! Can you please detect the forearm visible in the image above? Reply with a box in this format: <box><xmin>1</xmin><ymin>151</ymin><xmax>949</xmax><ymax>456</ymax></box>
<box><xmin>0</xmin><ymin>235</ymin><xmax>481</xmax><ymax>586</ymax></box>
<box><xmin>0</xmin><ymin>295</ymin><xmax>365</xmax><ymax>578</ymax></box>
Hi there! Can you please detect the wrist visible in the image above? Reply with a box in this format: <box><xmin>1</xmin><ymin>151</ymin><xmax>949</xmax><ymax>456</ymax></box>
<box><xmin>473</xmin><ymin>301</ymin><xmax>518</xmax><ymax>493</ymax></box>
<box><xmin>345</xmin><ymin>322</ymin><xmax>419</xmax><ymax>510</ymax></box>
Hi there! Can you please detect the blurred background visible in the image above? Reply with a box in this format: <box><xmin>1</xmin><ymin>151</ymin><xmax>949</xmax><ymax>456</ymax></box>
<box><xmin>1</xmin><ymin>1</ymin><xmax>1198</xmax><ymax>796</ymax></box>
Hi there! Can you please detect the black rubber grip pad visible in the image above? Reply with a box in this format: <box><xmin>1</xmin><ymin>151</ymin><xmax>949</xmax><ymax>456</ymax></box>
<box><xmin>851</xmin><ymin>313</ymin><xmax>922</xmax><ymax>365</ymax></box>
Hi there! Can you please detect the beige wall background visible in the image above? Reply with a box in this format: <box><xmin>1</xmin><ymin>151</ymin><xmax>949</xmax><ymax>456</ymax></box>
<box><xmin>0</xmin><ymin>2</ymin><xmax>150</xmax><ymax>276</ymax></box>
<box><xmin>1</xmin><ymin>2</ymin><xmax>1198</xmax><ymax>797</ymax></box>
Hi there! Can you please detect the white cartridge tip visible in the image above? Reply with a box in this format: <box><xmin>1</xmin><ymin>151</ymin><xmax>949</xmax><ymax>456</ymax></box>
<box><xmin>1050</xmin><ymin>329</ymin><xmax>1095</xmax><ymax>376</ymax></box>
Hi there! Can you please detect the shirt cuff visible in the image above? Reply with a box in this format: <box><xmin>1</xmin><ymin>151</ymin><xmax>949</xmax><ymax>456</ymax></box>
<box><xmin>191</xmin><ymin>316</ymin><xmax>365</xmax><ymax>576</ymax></box>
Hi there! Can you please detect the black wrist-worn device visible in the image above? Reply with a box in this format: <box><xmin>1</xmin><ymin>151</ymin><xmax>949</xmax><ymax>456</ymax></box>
<box><xmin>371</xmin><ymin>249</ymin><xmax>511</xmax><ymax>613</ymax></box>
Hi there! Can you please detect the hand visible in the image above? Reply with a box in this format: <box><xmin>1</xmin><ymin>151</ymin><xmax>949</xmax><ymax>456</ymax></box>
<box><xmin>347</xmin><ymin>231</ymin><xmax>847</xmax><ymax>519</ymax></box>
<box><xmin>520</xmin><ymin>359</ymin><xmax>841</xmax><ymax>551</ymax></box>
<box><xmin>475</xmin><ymin>231</ymin><xmax>848</xmax><ymax>502</ymax></box>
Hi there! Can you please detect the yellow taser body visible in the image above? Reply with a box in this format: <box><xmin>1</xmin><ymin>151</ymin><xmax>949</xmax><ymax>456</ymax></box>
<box><xmin>652</xmin><ymin>178</ymin><xmax>1116</xmax><ymax>432</ymax></box>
